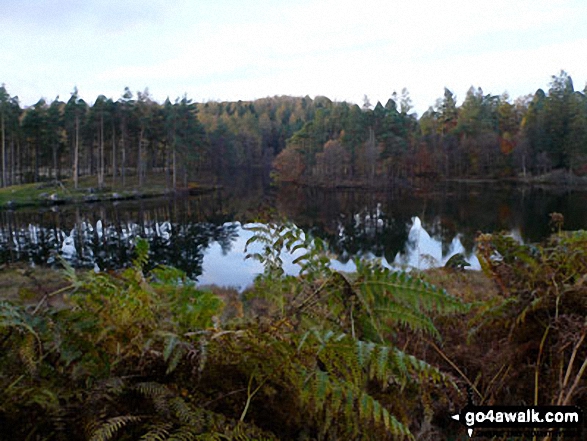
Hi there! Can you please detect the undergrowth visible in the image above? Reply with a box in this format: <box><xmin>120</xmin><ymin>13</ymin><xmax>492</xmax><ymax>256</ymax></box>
<box><xmin>0</xmin><ymin>224</ymin><xmax>466</xmax><ymax>440</ymax></box>
<box><xmin>4</xmin><ymin>219</ymin><xmax>582</xmax><ymax>440</ymax></box>
<box><xmin>471</xmin><ymin>226</ymin><xmax>587</xmax><ymax>408</ymax></box>
<box><xmin>417</xmin><ymin>220</ymin><xmax>587</xmax><ymax>440</ymax></box>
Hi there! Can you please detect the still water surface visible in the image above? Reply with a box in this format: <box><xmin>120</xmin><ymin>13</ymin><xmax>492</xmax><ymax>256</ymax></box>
<box><xmin>1</xmin><ymin>177</ymin><xmax>586</xmax><ymax>290</ymax></box>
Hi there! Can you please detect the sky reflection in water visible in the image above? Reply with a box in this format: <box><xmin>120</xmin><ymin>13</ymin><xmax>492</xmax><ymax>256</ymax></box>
<box><xmin>1</xmin><ymin>182</ymin><xmax>585</xmax><ymax>290</ymax></box>
<box><xmin>198</xmin><ymin>217</ymin><xmax>480</xmax><ymax>291</ymax></box>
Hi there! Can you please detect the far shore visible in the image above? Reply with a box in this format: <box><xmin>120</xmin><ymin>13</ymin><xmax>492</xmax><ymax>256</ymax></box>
<box><xmin>0</xmin><ymin>176</ymin><xmax>221</xmax><ymax>210</ymax></box>
<box><xmin>277</xmin><ymin>169</ymin><xmax>587</xmax><ymax>191</ymax></box>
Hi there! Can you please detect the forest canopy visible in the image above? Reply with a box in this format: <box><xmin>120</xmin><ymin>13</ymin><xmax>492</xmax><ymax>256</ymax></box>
<box><xmin>0</xmin><ymin>71</ymin><xmax>586</xmax><ymax>189</ymax></box>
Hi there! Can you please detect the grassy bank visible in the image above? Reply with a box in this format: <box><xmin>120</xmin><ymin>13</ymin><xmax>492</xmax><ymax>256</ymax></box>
<box><xmin>0</xmin><ymin>174</ymin><xmax>220</xmax><ymax>209</ymax></box>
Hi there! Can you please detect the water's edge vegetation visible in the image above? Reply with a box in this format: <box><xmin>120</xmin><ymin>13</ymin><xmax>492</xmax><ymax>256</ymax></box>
<box><xmin>1</xmin><ymin>221</ymin><xmax>586</xmax><ymax>439</ymax></box>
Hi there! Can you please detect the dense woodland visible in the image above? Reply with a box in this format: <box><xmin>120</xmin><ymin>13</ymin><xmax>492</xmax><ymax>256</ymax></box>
<box><xmin>1</xmin><ymin>70</ymin><xmax>586</xmax><ymax>190</ymax></box>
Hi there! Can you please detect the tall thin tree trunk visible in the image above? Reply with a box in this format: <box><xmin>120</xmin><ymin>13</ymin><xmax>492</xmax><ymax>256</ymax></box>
<box><xmin>89</xmin><ymin>139</ymin><xmax>94</xmax><ymax>179</ymax></box>
<box><xmin>34</xmin><ymin>136</ymin><xmax>40</xmax><ymax>183</ymax></box>
<box><xmin>74</xmin><ymin>115</ymin><xmax>79</xmax><ymax>189</ymax></box>
<box><xmin>1</xmin><ymin>113</ymin><xmax>5</xmax><ymax>187</ymax></box>
<box><xmin>111</xmin><ymin>124</ymin><xmax>116</xmax><ymax>187</ymax></box>
<box><xmin>121</xmin><ymin>135</ymin><xmax>126</xmax><ymax>188</ymax></box>
<box><xmin>10</xmin><ymin>137</ymin><xmax>15</xmax><ymax>186</ymax></box>
<box><xmin>367</xmin><ymin>127</ymin><xmax>376</xmax><ymax>186</ymax></box>
<box><xmin>172</xmin><ymin>147</ymin><xmax>177</xmax><ymax>188</ymax></box>
<box><xmin>52</xmin><ymin>144</ymin><xmax>57</xmax><ymax>180</ymax></box>
<box><xmin>138</xmin><ymin>128</ymin><xmax>144</xmax><ymax>187</ymax></box>
<box><xmin>165</xmin><ymin>142</ymin><xmax>170</xmax><ymax>190</ymax></box>
<box><xmin>16</xmin><ymin>138</ymin><xmax>20</xmax><ymax>184</ymax></box>
<box><xmin>99</xmin><ymin>114</ymin><xmax>104</xmax><ymax>189</ymax></box>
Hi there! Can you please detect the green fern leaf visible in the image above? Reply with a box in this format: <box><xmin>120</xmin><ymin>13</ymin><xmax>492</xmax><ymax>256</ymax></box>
<box><xmin>167</xmin><ymin>427</ymin><xmax>197</xmax><ymax>441</ymax></box>
<box><xmin>167</xmin><ymin>343</ymin><xmax>185</xmax><ymax>374</ymax></box>
<box><xmin>140</xmin><ymin>422</ymin><xmax>173</xmax><ymax>441</ymax></box>
<box><xmin>89</xmin><ymin>415</ymin><xmax>143</xmax><ymax>441</ymax></box>
<box><xmin>356</xmin><ymin>340</ymin><xmax>376</xmax><ymax>368</ymax></box>
<box><xmin>169</xmin><ymin>397</ymin><xmax>204</xmax><ymax>428</ymax></box>
<box><xmin>163</xmin><ymin>335</ymin><xmax>179</xmax><ymax>361</ymax></box>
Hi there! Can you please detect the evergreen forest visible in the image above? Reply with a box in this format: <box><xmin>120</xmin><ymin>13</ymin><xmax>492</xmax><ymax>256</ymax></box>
<box><xmin>0</xmin><ymin>70</ymin><xmax>586</xmax><ymax>191</ymax></box>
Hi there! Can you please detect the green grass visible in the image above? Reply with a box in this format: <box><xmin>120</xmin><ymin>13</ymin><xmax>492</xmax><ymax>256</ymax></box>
<box><xmin>0</xmin><ymin>173</ymin><xmax>217</xmax><ymax>209</ymax></box>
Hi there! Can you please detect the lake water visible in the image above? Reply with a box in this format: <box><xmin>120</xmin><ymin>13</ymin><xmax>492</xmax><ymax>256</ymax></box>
<box><xmin>1</xmin><ymin>175</ymin><xmax>586</xmax><ymax>290</ymax></box>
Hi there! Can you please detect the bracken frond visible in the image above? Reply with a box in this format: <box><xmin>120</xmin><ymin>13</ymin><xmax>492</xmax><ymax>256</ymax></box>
<box><xmin>89</xmin><ymin>415</ymin><xmax>143</xmax><ymax>441</ymax></box>
<box><xmin>140</xmin><ymin>422</ymin><xmax>174</xmax><ymax>441</ymax></box>
<box><xmin>356</xmin><ymin>261</ymin><xmax>467</xmax><ymax>316</ymax></box>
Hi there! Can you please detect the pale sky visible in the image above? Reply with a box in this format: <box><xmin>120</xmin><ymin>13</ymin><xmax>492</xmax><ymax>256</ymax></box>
<box><xmin>1</xmin><ymin>0</ymin><xmax>586</xmax><ymax>115</ymax></box>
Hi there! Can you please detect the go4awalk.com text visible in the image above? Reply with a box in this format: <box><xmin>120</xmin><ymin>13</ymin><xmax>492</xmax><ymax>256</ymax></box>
<box><xmin>451</xmin><ymin>404</ymin><xmax>582</xmax><ymax>438</ymax></box>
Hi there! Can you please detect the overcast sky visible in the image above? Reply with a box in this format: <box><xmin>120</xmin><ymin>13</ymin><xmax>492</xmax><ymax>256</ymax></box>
<box><xmin>1</xmin><ymin>0</ymin><xmax>586</xmax><ymax>115</ymax></box>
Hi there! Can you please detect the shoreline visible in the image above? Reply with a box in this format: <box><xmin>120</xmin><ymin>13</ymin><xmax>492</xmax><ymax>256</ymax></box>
<box><xmin>277</xmin><ymin>169</ymin><xmax>587</xmax><ymax>191</ymax></box>
<box><xmin>0</xmin><ymin>180</ymin><xmax>222</xmax><ymax>210</ymax></box>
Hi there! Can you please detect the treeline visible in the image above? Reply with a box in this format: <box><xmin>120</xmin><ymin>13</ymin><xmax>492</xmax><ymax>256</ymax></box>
<box><xmin>0</xmin><ymin>87</ymin><xmax>314</xmax><ymax>189</ymax></box>
<box><xmin>0</xmin><ymin>87</ymin><xmax>207</xmax><ymax>189</ymax></box>
<box><xmin>275</xmin><ymin>71</ymin><xmax>587</xmax><ymax>185</ymax></box>
<box><xmin>1</xmin><ymin>70</ymin><xmax>586</xmax><ymax>189</ymax></box>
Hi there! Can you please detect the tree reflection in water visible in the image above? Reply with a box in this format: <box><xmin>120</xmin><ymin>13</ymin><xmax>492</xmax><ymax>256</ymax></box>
<box><xmin>0</xmin><ymin>180</ymin><xmax>585</xmax><ymax>287</ymax></box>
<box><xmin>0</xmin><ymin>198</ymin><xmax>239</xmax><ymax>279</ymax></box>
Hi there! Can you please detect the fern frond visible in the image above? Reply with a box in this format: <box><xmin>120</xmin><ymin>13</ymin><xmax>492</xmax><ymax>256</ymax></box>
<box><xmin>169</xmin><ymin>396</ymin><xmax>205</xmax><ymax>428</ymax></box>
<box><xmin>368</xmin><ymin>340</ymin><xmax>449</xmax><ymax>386</ymax></box>
<box><xmin>358</xmin><ymin>265</ymin><xmax>466</xmax><ymax>316</ymax></box>
<box><xmin>19</xmin><ymin>332</ymin><xmax>39</xmax><ymax>374</ymax></box>
<box><xmin>89</xmin><ymin>415</ymin><xmax>143</xmax><ymax>441</ymax></box>
<box><xmin>140</xmin><ymin>422</ymin><xmax>173</xmax><ymax>441</ymax></box>
<box><xmin>101</xmin><ymin>376</ymin><xmax>126</xmax><ymax>395</ymax></box>
<box><xmin>371</xmin><ymin>296</ymin><xmax>440</xmax><ymax>338</ymax></box>
<box><xmin>135</xmin><ymin>382</ymin><xmax>175</xmax><ymax>418</ymax></box>
<box><xmin>0</xmin><ymin>300</ymin><xmax>38</xmax><ymax>338</ymax></box>
<box><xmin>167</xmin><ymin>426</ymin><xmax>198</xmax><ymax>441</ymax></box>
<box><xmin>160</xmin><ymin>333</ymin><xmax>186</xmax><ymax>374</ymax></box>
<box><xmin>356</xmin><ymin>340</ymin><xmax>377</xmax><ymax>368</ymax></box>
<box><xmin>133</xmin><ymin>237</ymin><xmax>150</xmax><ymax>271</ymax></box>
<box><xmin>302</xmin><ymin>367</ymin><xmax>413</xmax><ymax>439</ymax></box>
<box><xmin>167</xmin><ymin>344</ymin><xmax>186</xmax><ymax>374</ymax></box>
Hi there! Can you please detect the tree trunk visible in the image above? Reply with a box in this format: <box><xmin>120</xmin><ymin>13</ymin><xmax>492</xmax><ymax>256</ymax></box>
<box><xmin>111</xmin><ymin>123</ymin><xmax>116</xmax><ymax>187</ymax></box>
<box><xmin>99</xmin><ymin>114</ymin><xmax>104</xmax><ymax>189</ymax></box>
<box><xmin>367</xmin><ymin>127</ymin><xmax>376</xmax><ymax>186</ymax></box>
<box><xmin>74</xmin><ymin>114</ymin><xmax>79</xmax><ymax>189</ymax></box>
<box><xmin>164</xmin><ymin>141</ymin><xmax>170</xmax><ymax>190</ymax></box>
<box><xmin>121</xmin><ymin>135</ymin><xmax>126</xmax><ymax>188</ymax></box>
<box><xmin>10</xmin><ymin>137</ymin><xmax>15</xmax><ymax>186</ymax></box>
<box><xmin>16</xmin><ymin>139</ymin><xmax>21</xmax><ymax>184</ymax></box>
<box><xmin>172</xmin><ymin>147</ymin><xmax>177</xmax><ymax>188</ymax></box>
<box><xmin>138</xmin><ymin>128</ymin><xmax>144</xmax><ymax>186</ymax></box>
<box><xmin>34</xmin><ymin>137</ymin><xmax>39</xmax><ymax>183</ymax></box>
<box><xmin>1</xmin><ymin>112</ymin><xmax>5</xmax><ymax>187</ymax></box>
<box><xmin>52</xmin><ymin>144</ymin><xmax>57</xmax><ymax>180</ymax></box>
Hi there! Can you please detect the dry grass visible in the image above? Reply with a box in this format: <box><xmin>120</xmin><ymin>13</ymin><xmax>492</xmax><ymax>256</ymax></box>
<box><xmin>0</xmin><ymin>263</ymin><xmax>69</xmax><ymax>306</ymax></box>
<box><xmin>198</xmin><ymin>284</ymin><xmax>244</xmax><ymax>322</ymax></box>
<box><xmin>419</xmin><ymin>268</ymin><xmax>499</xmax><ymax>303</ymax></box>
